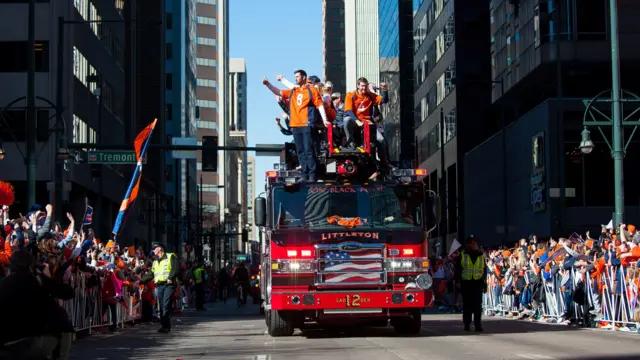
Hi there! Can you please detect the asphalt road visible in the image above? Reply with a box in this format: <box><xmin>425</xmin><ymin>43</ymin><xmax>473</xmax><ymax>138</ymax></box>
<box><xmin>69</xmin><ymin>302</ymin><xmax>640</xmax><ymax>360</ymax></box>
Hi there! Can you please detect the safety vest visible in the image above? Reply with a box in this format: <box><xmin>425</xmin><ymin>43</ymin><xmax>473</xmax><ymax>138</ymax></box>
<box><xmin>461</xmin><ymin>252</ymin><xmax>485</xmax><ymax>281</ymax></box>
<box><xmin>194</xmin><ymin>268</ymin><xmax>204</xmax><ymax>284</ymax></box>
<box><xmin>152</xmin><ymin>253</ymin><xmax>176</xmax><ymax>283</ymax></box>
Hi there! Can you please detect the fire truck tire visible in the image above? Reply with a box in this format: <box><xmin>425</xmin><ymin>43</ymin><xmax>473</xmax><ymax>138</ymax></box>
<box><xmin>266</xmin><ymin>310</ymin><xmax>295</xmax><ymax>337</ymax></box>
<box><xmin>391</xmin><ymin>310</ymin><xmax>422</xmax><ymax>335</ymax></box>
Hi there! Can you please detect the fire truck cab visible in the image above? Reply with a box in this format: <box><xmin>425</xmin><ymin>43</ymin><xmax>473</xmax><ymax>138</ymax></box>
<box><xmin>254</xmin><ymin>158</ymin><xmax>440</xmax><ymax>337</ymax></box>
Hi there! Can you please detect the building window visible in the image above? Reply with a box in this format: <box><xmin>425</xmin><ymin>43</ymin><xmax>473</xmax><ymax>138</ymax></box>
<box><xmin>73</xmin><ymin>115</ymin><xmax>86</xmax><ymax>143</ymax></box>
<box><xmin>166</xmin><ymin>13</ymin><xmax>173</xmax><ymax>29</ymax></box>
<box><xmin>197</xmin><ymin>58</ymin><xmax>217</xmax><ymax>67</ymax></box>
<box><xmin>197</xmin><ymin>16</ymin><xmax>217</xmax><ymax>26</ymax></box>
<box><xmin>197</xmin><ymin>100</ymin><xmax>218</xmax><ymax>109</ymax></box>
<box><xmin>89</xmin><ymin>2</ymin><xmax>101</xmax><ymax>37</ymax></box>
<box><xmin>197</xmin><ymin>121</ymin><xmax>219</xmax><ymax>131</ymax></box>
<box><xmin>197</xmin><ymin>79</ymin><xmax>218</xmax><ymax>88</ymax></box>
<box><xmin>166</xmin><ymin>104</ymin><xmax>173</xmax><ymax>121</ymax></box>
<box><xmin>0</xmin><ymin>41</ymin><xmax>49</xmax><ymax>72</ymax></box>
<box><xmin>197</xmin><ymin>0</ymin><xmax>216</xmax><ymax>4</ymax></box>
<box><xmin>72</xmin><ymin>47</ymin><xmax>97</xmax><ymax>92</ymax></box>
<box><xmin>436</xmin><ymin>74</ymin><xmax>445</xmax><ymax>105</ymax></box>
<box><xmin>444</xmin><ymin>108</ymin><xmax>456</xmax><ymax>143</ymax></box>
<box><xmin>74</xmin><ymin>0</ymin><xmax>89</xmax><ymax>20</ymax></box>
<box><xmin>198</xmin><ymin>184</ymin><xmax>220</xmax><ymax>192</ymax></box>
<box><xmin>197</xmin><ymin>37</ymin><xmax>217</xmax><ymax>46</ymax></box>
<box><xmin>166</xmin><ymin>73</ymin><xmax>173</xmax><ymax>90</ymax></box>
<box><xmin>166</xmin><ymin>43</ymin><xmax>173</xmax><ymax>60</ymax></box>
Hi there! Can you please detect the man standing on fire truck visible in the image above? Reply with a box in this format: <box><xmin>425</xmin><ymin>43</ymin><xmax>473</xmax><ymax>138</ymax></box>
<box><xmin>454</xmin><ymin>235</ymin><xmax>487</xmax><ymax>332</ymax></box>
<box><xmin>263</xmin><ymin>70</ymin><xmax>330</xmax><ymax>182</ymax></box>
<box><xmin>139</xmin><ymin>242</ymin><xmax>179</xmax><ymax>333</ymax></box>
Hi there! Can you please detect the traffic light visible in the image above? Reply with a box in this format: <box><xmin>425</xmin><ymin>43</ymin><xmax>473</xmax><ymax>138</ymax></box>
<box><xmin>201</xmin><ymin>135</ymin><xmax>218</xmax><ymax>172</ymax></box>
<box><xmin>242</xmin><ymin>230</ymin><xmax>248</xmax><ymax>243</ymax></box>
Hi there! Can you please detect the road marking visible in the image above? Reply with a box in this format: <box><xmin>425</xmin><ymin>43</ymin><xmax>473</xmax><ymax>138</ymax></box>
<box><xmin>252</xmin><ymin>355</ymin><xmax>271</xmax><ymax>360</ymax></box>
<box><xmin>243</xmin><ymin>324</ymin><xmax>256</xmax><ymax>327</ymax></box>
<box><xmin>515</xmin><ymin>355</ymin><xmax>557</xmax><ymax>360</ymax></box>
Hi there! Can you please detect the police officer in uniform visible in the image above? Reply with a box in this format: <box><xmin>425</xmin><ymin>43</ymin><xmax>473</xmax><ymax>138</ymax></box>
<box><xmin>193</xmin><ymin>262</ymin><xmax>206</xmax><ymax>310</ymax></box>
<box><xmin>140</xmin><ymin>242</ymin><xmax>179</xmax><ymax>333</ymax></box>
<box><xmin>454</xmin><ymin>235</ymin><xmax>487</xmax><ymax>332</ymax></box>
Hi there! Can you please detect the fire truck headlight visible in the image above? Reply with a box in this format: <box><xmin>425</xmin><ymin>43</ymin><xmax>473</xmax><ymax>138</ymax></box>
<box><xmin>389</xmin><ymin>260</ymin><xmax>402</xmax><ymax>269</ymax></box>
<box><xmin>279</xmin><ymin>260</ymin><xmax>313</xmax><ymax>273</ymax></box>
<box><xmin>416</xmin><ymin>273</ymin><xmax>433</xmax><ymax>290</ymax></box>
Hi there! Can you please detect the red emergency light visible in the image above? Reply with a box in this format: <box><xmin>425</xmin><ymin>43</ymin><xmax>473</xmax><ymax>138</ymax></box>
<box><xmin>337</xmin><ymin>160</ymin><xmax>357</xmax><ymax>176</ymax></box>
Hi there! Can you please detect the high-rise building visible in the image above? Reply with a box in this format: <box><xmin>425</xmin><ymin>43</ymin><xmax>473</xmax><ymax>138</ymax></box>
<box><xmin>246</xmin><ymin>155</ymin><xmax>256</xmax><ymax>241</ymax></box>
<box><xmin>229</xmin><ymin>58</ymin><xmax>247</xmax><ymax>254</ymax></box>
<box><xmin>0</xmin><ymin>0</ymin><xmax>157</xmax><ymax>243</ymax></box>
<box><xmin>165</xmin><ymin>0</ymin><xmax>198</xmax><ymax>246</ymax></box>
<box><xmin>379</xmin><ymin>0</ymin><xmax>415</xmax><ymax>166</ymax></box>
<box><xmin>463</xmin><ymin>1</ymin><xmax>640</xmax><ymax>244</ymax></box>
<box><xmin>322</xmin><ymin>0</ymin><xmax>346</xmax><ymax>94</ymax></box>
<box><xmin>216</xmin><ymin>0</ymin><xmax>230</xmax><ymax>230</ymax></box>
<box><xmin>131</xmin><ymin>0</ymin><xmax>169</xmax><ymax>249</ymax></box>
<box><xmin>345</xmin><ymin>0</ymin><xmax>380</xmax><ymax>91</ymax></box>
<box><xmin>413</xmin><ymin>0</ymin><xmax>492</xmax><ymax>250</ymax></box>
<box><xmin>195</xmin><ymin>0</ymin><xmax>222</xmax><ymax>231</ymax></box>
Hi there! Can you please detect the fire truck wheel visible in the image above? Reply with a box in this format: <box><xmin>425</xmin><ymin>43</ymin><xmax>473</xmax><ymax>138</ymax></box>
<box><xmin>391</xmin><ymin>309</ymin><xmax>422</xmax><ymax>335</ymax></box>
<box><xmin>266</xmin><ymin>310</ymin><xmax>295</xmax><ymax>337</ymax></box>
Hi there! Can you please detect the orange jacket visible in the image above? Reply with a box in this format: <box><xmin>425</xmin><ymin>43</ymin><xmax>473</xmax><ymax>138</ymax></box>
<box><xmin>0</xmin><ymin>240</ymin><xmax>13</xmax><ymax>265</ymax></box>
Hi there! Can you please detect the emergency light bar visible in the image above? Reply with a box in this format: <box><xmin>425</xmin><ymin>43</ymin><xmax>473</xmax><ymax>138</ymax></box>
<box><xmin>391</xmin><ymin>169</ymin><xmax>427</xmax><ymax>177</ymax></box>
<box><xmin>266</xmin><ymin>169</ymin><xmax>303</xmax><ymax>184</ymax></box>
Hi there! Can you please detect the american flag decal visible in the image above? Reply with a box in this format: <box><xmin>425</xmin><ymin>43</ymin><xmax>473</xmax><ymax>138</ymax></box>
<box><xmin>321</xmin><ymin>248</ymin><xmax>384</xmax><ymax>284</ymax></box>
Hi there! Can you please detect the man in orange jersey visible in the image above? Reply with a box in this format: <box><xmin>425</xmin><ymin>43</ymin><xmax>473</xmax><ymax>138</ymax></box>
<box><xmin>343</xmin><ymin>77</ymin><xmax>390</xmax><ymax>168</ymax></box>
<box><xmin>263</xmin><ymin>70</ymin><xmax>330</xmax><ymax>182</ymax></box>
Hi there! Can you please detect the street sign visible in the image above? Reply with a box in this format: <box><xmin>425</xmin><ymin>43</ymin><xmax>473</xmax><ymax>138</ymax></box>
<box><xmin>87</xmin><ymin>151</ymin><xmax>145</xmax><ymax>164</ymax></box>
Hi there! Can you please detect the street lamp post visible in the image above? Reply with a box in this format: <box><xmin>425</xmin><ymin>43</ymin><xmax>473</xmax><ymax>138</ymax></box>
<box><xmin>579</xmin><ymin>0</ymin><xmax>640</xmax><ymax>227</ymax></box>
<box><xmin>26</xmin><ymin>0</ymin><xmax>36</xmax><ymax>208</ymax></box>
<box><xmin>608</xmin><ymin>0</ymin><xmax>624</xmax><ymax>226</ymax></box>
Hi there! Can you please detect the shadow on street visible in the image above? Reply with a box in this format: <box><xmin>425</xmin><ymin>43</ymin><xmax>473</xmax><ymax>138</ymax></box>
<box><xmin>300</xmin><ymin>316</ymin><xmax>582</xmax><ymax>339</ymax></box>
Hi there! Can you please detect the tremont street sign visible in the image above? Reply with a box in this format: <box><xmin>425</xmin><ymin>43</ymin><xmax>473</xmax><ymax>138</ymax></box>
<box><xmin>87</xmin><ymin>151</ymin><xmax>147</xmax><ymax>164</ymax></box>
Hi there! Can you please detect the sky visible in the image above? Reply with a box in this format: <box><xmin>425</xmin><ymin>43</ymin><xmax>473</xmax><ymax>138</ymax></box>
<box><xmin>229</xmin><ymin>0</ymin><xmax>322</xmax><ymax>198</ymax></box>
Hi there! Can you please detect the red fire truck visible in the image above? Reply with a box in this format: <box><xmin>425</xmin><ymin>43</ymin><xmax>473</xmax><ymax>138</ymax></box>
<box><xmin>253</xmin><ymin>142</ymin><xmax>440</xmax><ymax>336</ymax></box>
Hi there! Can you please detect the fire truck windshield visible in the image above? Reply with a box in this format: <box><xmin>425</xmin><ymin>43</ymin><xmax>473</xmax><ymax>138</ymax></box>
<box><xmin>272</xmin><ymin>184</ymin><xmax>422</xmax><ymax>229</ymax></box>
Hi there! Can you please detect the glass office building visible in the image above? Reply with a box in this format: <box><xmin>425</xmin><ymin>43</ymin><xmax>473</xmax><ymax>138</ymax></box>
<box><xmin>379</xmin><ymin>0</ymin><xmax>415</xmax><ymax>166</ymax></box>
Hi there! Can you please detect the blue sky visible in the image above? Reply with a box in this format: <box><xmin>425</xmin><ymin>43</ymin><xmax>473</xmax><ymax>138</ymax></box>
<box><xmin>229</xmin><ymin>0</ymin><xmax>322</xmax><ymax>197</ymax></box>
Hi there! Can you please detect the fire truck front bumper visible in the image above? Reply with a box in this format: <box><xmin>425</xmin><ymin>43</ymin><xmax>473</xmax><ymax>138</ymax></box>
<box><xmin>270</xmin><ymin>290</ymin><xmax>430</xmax><ymax>311</ymax></box>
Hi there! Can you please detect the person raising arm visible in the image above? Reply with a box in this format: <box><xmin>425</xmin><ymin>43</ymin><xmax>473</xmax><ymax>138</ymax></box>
<box><xmin>263</xmin><ymin>70</ymin><xmax>328</xmax><ymax>182</ymax></box>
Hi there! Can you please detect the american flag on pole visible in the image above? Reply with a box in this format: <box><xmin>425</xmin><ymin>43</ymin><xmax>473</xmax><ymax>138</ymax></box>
<box><xmin>83</xmin><ymin>205</ymin><xmax>93</xmax><ymax>225</ymax></box>
<box><xmin>322</xmin><ymin>249</ymin><xmax>383</xmax><ymax>283</ymax></box>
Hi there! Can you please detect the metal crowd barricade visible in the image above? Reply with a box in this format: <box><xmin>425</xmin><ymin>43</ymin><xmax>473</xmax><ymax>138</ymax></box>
<box><xmin>482</xmin><ymin>261</ymin><xmax>640</xmax><ymax>332</ymax></box>
<box><xmin>61</xmin><ymin>272</ymin><xmax>142</xmax><ymax>333</ymax></box>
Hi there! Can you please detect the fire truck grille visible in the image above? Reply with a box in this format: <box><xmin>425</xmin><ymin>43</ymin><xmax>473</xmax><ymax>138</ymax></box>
<box><xmin>314</xmin><ymin>242</ymin><xmax>386</xmax><ymax>286</ymax></box>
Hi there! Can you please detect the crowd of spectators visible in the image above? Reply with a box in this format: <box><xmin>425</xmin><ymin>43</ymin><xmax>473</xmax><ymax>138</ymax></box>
<box><xmin>0</xmin><ymin>202</ymin><xmax>164</xmax><ymax>358</ymax></box>
<box><xmin>432</xmin><ymin>224</ymin><xmax>640</xmax><ymax>333</ymax></box>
